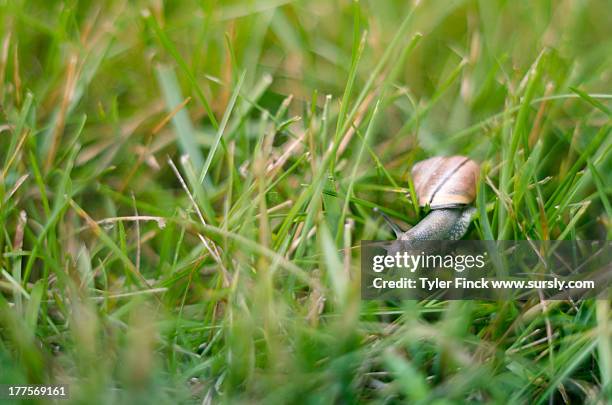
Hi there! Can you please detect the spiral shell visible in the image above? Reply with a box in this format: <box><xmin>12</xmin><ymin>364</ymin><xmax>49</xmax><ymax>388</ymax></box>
<box><xmin>411</xmin><ymin>155</ymin><xmax>480</xmax><ymax>209</ymax></box>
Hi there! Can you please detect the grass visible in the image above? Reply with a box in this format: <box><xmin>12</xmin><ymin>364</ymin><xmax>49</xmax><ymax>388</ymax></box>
<box><xmin>0</xmin><ymin>0</ymin><xmax>611</xmax><ymax>403</ymax></box>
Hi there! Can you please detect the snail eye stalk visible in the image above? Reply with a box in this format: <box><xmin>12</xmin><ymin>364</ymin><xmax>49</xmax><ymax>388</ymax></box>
<box><xmin>374</xmin><ymin>207</ymin><xmax>404</xmax><ymax>238</ymax></box>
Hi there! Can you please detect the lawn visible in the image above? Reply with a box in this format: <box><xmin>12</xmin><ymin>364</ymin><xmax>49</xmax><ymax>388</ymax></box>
<box><xmin>0</xmin><ymin>0</ymin><xmax>611</xmax><ymax>403</ymax></box>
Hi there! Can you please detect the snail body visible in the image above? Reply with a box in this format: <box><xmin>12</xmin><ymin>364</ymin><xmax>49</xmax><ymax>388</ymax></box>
<box><xmin>395</xmin><ymin>156</ymin><xmax>480</xmax><ymax>241</ymax></box>
<box><xmin>399</xmin><ymin>207</ymin><xmax>476</xmax><ymax>241</ymax></box>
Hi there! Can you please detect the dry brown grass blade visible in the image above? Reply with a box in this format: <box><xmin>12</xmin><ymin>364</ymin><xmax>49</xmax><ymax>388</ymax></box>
<box><xmin>45</xmin><ymin>53</ymin><xmax>79</xmax><ymax>171</ymax></box>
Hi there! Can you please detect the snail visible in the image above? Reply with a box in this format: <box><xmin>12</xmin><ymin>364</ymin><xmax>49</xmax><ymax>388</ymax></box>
<box><xmin>380</xmin><ymin>155</ymin><xmax>480</xmax><ymax>240</ymax></box>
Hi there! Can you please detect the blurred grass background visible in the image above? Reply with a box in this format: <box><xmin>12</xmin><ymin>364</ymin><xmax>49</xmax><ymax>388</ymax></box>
<box><xmin>0</xmin><ymin>0</ymin><xmax>611</xmax><ymax>403</ymax></box>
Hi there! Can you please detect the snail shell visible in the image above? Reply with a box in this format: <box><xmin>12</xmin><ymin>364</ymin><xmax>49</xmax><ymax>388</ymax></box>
<box><xmin>411</xmin><ymin>156</ymin><xmax>480</xmax><ymax>209</ymax></box>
